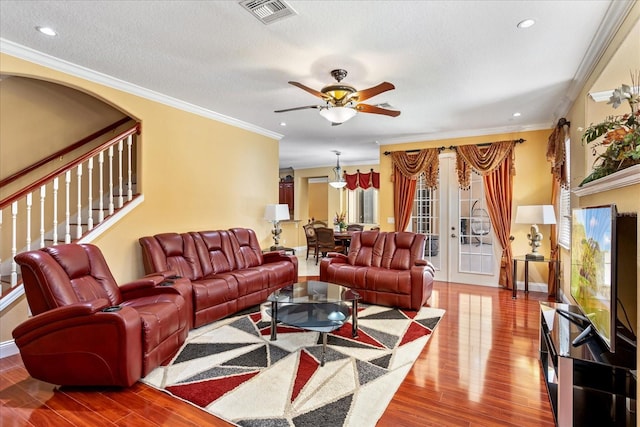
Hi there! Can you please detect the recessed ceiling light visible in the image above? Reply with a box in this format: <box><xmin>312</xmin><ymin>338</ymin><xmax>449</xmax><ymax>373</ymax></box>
<box><xmin>36</xmin><ymin>26</ymin><xmax>57</xmax><ymax>36</ymax></box>
<box><xmin>280</xmin><ymin>122</ymin><xmax>287</xmax><ymax>127</ymax></box>
<box><xmin>513</xmin><ymin>112</ymin><xmax>522</xmax><ymax>117</ymax></box>
<box><xmin>517</xmin><ymin>19</ymin><xmax>535</xmax><ymax>29</ymax></box>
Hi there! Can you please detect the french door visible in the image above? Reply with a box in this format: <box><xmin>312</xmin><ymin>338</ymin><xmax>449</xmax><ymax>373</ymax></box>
<box><xmin>409</xmin><ymin>154</ymin><xmax>500</xmax><ymax>286</ymax></box>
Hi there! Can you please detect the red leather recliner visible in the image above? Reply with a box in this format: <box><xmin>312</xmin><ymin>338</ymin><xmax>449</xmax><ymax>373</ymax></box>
<box><xmin>13</xmin><ymin>243</ymin><xmax>191</xmax><ymax>387</ymax></box>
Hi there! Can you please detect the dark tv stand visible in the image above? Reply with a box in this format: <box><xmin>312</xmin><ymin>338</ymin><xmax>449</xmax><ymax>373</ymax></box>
<box><xmin>539</xmin><ymin>302</ymin><xmax>636</xmax><ymax>426</ymax></box>
<box><xmin>555</xmin><ymin>307</ymin><xmax>594</xmax><ymax>347</ymax></box>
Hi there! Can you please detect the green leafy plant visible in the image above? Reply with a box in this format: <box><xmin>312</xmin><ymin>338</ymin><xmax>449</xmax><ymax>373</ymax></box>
<box><xmin>581</xmin><ymin>71</ymin><xmax>640</xmax><ymax>185</ymax></box>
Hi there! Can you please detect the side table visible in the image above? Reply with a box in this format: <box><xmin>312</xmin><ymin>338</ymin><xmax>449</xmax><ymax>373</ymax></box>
<box><xmin>265</xmin><ymin>246</ymin><xmax>295</xmax><ymax>255</ymax></box>
<box><xmin>512</xmin><ymin>256</ymin><xmax>559</xmax><ymax>300</ymax></box>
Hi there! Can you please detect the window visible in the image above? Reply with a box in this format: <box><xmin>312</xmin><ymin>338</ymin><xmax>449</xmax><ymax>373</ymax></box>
<box><xmin>558</xmin><ymin>136</ymin><xmax>571</xmax><ymax>249</ymax></box>
<box><xmin>347</xmin><ymin>188</ymin><xmax>378</xmax><ymax>224</ymax></box>
<box><xmin>410</xmin><ymin>173</ymin><xmax>438</xmax><ymax>235</ymax></box>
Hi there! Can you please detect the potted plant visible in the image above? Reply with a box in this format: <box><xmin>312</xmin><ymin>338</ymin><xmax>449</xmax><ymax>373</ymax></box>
<box><xmin>580</xmin><ymin>71</ymin><xmax>640</xmax><ymax>186</ymax></box>
<box><xmin>334</xmin><ymin>211</ymin><xmax>347</xmax><ymax>232</ymax></box>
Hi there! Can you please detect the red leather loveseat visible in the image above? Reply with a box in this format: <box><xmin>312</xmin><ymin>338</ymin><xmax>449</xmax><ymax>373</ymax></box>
<box><xmin>319</xmin><ymin>231</ymin><xmax>434</xmax><ymax>310</ymax></box>
<box><xmin>139</xmin><ymin>227</ymin><xmax>298</xmax><ymax>328</ymax></box>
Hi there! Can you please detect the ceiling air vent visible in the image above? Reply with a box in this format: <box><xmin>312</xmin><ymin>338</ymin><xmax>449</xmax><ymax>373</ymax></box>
<box><xmin>240</xmin><ymin>0</ymin><xmax>297</xmax><ymax>25</ymax></box>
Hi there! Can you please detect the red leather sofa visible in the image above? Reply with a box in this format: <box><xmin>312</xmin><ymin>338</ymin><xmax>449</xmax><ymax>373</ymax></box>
<box><xmin>319</xmin><ymin>231</ymin><xmax>434</xmax><ymax>310</ymax></box>
<box><xmin>138</xmin><ymin>228</ymin><xmax>298</xmax><ymax>328</ymax></box>
<box><xmin>13</xmin><ymin>244</ymin><xmax>191</xmax><ymax>387</ymax></box>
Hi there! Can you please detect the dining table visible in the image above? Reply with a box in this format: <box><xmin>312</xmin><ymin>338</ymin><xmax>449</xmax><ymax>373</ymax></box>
<box><xmin>333</xmin><ymin>230</ymin><xmax>355</xmax><ymax>253</ymax></box>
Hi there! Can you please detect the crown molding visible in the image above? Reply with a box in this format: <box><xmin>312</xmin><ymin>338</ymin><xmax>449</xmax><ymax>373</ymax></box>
<box><xmin>551</xmin><ymin>0</ymin><xmax>635</xmax><ymax>120</ymax></box>
<box><xmin>380</xmin><ymin>122</ymin><xmax>551</xmax><ymax>146</ymax></box>
<box><xmin>0</xmin><ymin>39</ymin><xmax>283</xmax><ymax>140</ymax></box>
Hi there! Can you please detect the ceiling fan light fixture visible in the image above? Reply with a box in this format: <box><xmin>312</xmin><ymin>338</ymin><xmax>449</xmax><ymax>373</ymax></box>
<box><xmin>319</xmin><ymin>106</ymin><xmax>357</xmax><ymax>124</ymax></box>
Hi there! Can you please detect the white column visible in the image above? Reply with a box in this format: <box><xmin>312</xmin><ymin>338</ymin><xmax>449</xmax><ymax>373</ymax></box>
<box><xmin>65</xmin><ymin>170</ymin><xmax>71</xmax><ymax>243</ymax></box>
<box><xmin>108</xmin><ymin>146</ymin><xmax>114</xmax><ymax>215</ymax></box>
<box><xmin>98</xmin><ymin>151</ymin><xmax>105</xmax><ymax>222</ymax></box>
<box><xmin>39</xmin><ymin>185</ymin><xmax>46</xmax><ymax>248</ymax></box>
<box><xmin>117</xmin><ymin>139</ymin><xmax>124</xmax><ymax>208</ymax></box>
<box><xmin>52</xmin><ymin>177</ymin><xmax>59</xmax><ymax>244</ymax></box>
<box><xmin>87</xmin><ymin>158</ymin><xmax>94</xmax><ymax>230</ymax></box>
<box><xmin>25</xmin><ymin>193</ymin><xmax>32</xmax><ymax>250</ymax></box>
<box><xmin>10</xmin><ymin>201</ymin><xmax>18</xmax><ymax>286</ymax></box>
<box><xmin>76</xmin><ymin>163</ymin><xmax>83</xmax><ymax>239</ymax></box>
<box><xmin>127</xmin><ymin>134</ymin><xmax>133</xmax><ymax>201</ymax></box>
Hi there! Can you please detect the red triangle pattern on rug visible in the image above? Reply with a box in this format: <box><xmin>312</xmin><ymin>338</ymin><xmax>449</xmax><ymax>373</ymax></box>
<box><xmin>330</xmin><ymin>322</ymin><xmax>386</xmax><ymax>348</ymax></box>
<box><xmin>291</xmin><ymin>350</ymin><xmax>320</xmax><ymax>402</ymax></box>
<box><xmin>399</xmin><ymin>321</ymin><xmax>432</xmax><ymax>346</ymax></box>
<box><xmin>166</xmin><ymin>371</ymin><xmax>258</xmax><ymax>407</ymax></box>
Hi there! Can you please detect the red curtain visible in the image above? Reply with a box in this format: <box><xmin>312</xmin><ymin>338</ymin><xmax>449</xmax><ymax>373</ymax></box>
<box><xmin>344</xmin><ymin>169</ymin><xmax>380</xmax><ymax>190</ymax></box>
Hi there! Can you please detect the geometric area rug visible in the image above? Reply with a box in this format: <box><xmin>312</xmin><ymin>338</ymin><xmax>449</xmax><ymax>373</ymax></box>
<box><xmin>142</xmin><ymin>304</ymin><xmax>445</xmax><ymax>427</ymax></box>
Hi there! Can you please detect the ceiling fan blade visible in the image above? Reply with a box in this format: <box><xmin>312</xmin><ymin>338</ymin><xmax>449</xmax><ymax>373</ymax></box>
<box><xmin>274</xmin><ymin>105</ymin><xmax>321</xmax><ymax>113</ymax></box>
<box><xmin>356</xmin><ymin>103</ymin><xmax>401</xmax><ymax>117</ymax></box>
<box><xmin>350</xmin><ymin>82</ymin><xmax>395</xmax><ymax>102</ymax></box>
<box><xmin>288</xmin><ymin>81</ymin><xmax>330</xmax><ymax>100</ymax></box>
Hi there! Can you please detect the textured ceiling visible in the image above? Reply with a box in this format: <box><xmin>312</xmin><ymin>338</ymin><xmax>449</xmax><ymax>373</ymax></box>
<box><xmin>0</xmin><ymin>1</ymin><xmax>632</xmax><ymax>169</ymax></box>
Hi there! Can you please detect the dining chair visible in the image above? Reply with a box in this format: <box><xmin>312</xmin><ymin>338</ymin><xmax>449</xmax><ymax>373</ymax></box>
<box><xmin>315</xmin><ymin>227</ymin><xmax>345</xmax><ymax>265</ymax></box>
<box><xmin>303</xmin><ymin>223</ymin><xmax>319</xmax><ymax>260</ymax></box>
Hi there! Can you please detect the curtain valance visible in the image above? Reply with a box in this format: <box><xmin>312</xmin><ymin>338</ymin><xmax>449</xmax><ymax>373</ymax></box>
<box><xmin>455</xmin><ymin>140</ymin><xmax>515</xmax><ymax>189</ymax></box>
<box><xmin>390</xmin><ymin>148</ymin><xmax>439</xmax><ymax>188</ymax></box>
<box><xmin>344</xmin><ymin>169</ymin><xmax>380</xmax><ymax>190</ymax></box>
<box><xmin>546</xmin><ymin>118</ymin><xmax>569</xmax><ymax>189</ymax></box>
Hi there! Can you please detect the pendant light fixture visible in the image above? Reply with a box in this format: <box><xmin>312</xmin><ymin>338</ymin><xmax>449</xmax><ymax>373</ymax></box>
<box><xmin>329</xmin><ymin>151</ymin><xmax>347</xmax><ymax>189</ymax></box>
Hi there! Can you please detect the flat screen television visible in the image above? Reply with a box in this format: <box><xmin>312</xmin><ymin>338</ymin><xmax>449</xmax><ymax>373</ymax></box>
<box><xmin>569</xmin><ymin>204</ymin><xmax>617</xmax><ymax>352</ymax></box>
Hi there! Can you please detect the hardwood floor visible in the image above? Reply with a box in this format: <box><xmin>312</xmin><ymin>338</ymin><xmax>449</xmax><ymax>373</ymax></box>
<box><xmin>1</xmin><ymin>280</ymin><xmax>555</xmax><ymax>426</ymax></box>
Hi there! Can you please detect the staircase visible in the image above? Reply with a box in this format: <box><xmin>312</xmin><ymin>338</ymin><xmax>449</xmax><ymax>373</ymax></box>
<box><xmin>0</xmin><ymin>121</ymin><xmax>142</xmax><ymax>309</ymax></box>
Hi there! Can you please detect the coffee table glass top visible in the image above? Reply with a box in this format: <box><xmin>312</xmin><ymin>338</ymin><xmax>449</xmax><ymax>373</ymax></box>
<box><xmin>267</xmin><ymin>280</ymin><xmax>360</xmax><ymax>305</ymax></box>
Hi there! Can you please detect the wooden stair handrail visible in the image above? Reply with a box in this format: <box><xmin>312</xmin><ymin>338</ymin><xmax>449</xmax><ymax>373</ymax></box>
<box><xmin>0</xmin><ymin>122</ymin><xmax>140</xmax><ymax>209</ymax></box>
<box><xmin>0</xmin><ymin>117</ymin><xmax>133</xmax><ymax>189</ymax></box>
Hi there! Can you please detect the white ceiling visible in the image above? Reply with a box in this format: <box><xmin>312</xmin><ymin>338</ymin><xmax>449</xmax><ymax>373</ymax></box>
<box><xmin>0</xmin><ymin>1</ymin><xmax>633</xmax><ymax>170</ymax></box>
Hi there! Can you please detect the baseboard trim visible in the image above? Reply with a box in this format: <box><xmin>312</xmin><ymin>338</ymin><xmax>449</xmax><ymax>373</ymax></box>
<box><xmin>0</xmin><ymin>339</ymin><xmax>18</xmax><ymax>359</ymax></box>
<box><xmin>514</xmin><ymin>280</ymin><xmax>548</xmax><ymax>294</ymax></box>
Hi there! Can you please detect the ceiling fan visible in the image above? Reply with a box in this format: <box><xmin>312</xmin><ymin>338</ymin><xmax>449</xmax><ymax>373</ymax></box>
<box><xmin>275</xmin><ymin>69</ymin><xmax>401</xmax><ymax>125</ymax></box>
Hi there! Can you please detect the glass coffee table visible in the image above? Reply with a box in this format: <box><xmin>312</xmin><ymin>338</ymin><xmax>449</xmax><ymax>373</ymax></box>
<box><xmin>267</xmin><ymin>281</ymin><xmax>361</xmax><ymax>366</ymax></box>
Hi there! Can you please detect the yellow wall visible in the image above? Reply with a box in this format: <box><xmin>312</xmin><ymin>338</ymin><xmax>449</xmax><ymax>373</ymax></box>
<box><xmin>308</xmin><ymin>182</ymin><xmax>328</xmax><ymax>222</ymax></box>
<box><xmin>0</xmin><ymin>53</ymin><xmax>280</xmax><ymax>341</ymax></box>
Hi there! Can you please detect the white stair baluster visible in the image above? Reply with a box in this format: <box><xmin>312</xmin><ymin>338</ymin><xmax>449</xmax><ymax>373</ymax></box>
<box><xmin>11</xmin><ymin>201</ymin><xmax>18</xmax><ymax>286</ymax></box>
<box><xmin>87</xmin><ymin>158</ymin><xmax>94</xmax><ymax>230</ymax></box>
<box><xmin>108</xmin><ymin>146</ymin><xmax>114</xmax><ymax>215</ymax></box>
<box><xmin>98</xmin><ymin>151</ymin><xmax>104</xmax><ymax>222</ymax></box>
<box><xmin>65</xmin><ymin>170</ymin><xmax>71</xmax><ymax>243</ymax></box>
<box><xmin>0</xmin><ymin>210</ymin><xmax>3</xmax><ymax>280</ymax></box>
<box><xmin>40</xmin><ymin>185</ymin><xmax>46</xmax><ymax>248</ymax></box>
<box><xmin>52</xmin><ymin>177</ymin><xmax>59</xmax><ymax>244</ymax></box>
<box><xmin>25</xmin><ymin>193</ymin><xmax>32</xmax><ymax>251</ymax></box>
<box><xmin>118</xmin><ymin>139</ymin><xmax>124</xmax><ymax>208</ymax></box>
<box><xmin>76</xmin><ymin>163</ymin><xmax>83</xmax><ymax>239</ymax></box>
<box><xmin>127</xmin><ymin>135</ymin><xmax>133</xmax><ymax>201</ymax></box>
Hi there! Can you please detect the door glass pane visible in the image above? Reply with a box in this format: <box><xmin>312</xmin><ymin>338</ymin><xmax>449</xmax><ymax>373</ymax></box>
<box><xmin>347</xmin><ymin>188</ymin><xmax>378</xmax><ymax>224</ymax></box>
<box><xmin>410</xmin><ymin>173</ymin><xmax>440</xmax><ymax>270</ymax></box>
<box><xmin>458</xmin><ymin>171</ymin><xmax>494</xmax><ymax>274</ymax></box>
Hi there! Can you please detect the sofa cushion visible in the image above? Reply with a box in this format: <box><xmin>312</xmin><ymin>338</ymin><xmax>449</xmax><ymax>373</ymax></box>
<box><xmin>381</xmin><ymin>232</ymin><xmax>425</xmax><ymax>270</ymax></box>
<box><xmin>139</xmin><ymin>233</ymin><xmax>204</xmax><ymax>281</ymax></box>
<box><xmin>347</xmin><ymin>231</ymin><xmax>385</xmax><ymax>267</ymax></box>
<box><xmin>229</xmin><ymin>228</ymin><xmax>264</xmax><ymax>268</ymax></box>
<box><xmin>192</xmin><ymin>230</ymin><xmax>237</xmax><ymax>275</ymax></box>
<box><xmin>365</xmin><ymin>267</ymin><xmax>411</xmax><ymax>295</ymax></box>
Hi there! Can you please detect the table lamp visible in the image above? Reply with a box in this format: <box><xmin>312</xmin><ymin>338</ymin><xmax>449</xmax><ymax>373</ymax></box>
<box><xmin>515</xmin><ymin>205</ymin><xmax>556</xmax><ymax>260</ymax></box>
<box><xmin>264</xmin><ymin>204</ymin><xmax>290</xmax><ymax>249</ymax></box>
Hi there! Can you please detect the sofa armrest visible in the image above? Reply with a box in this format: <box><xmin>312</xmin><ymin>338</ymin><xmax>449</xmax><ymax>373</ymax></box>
<box><xmin>414</xmin><ymin>259</ymin><xmax>428</xmax><ymax>267</ymax></box>
<box><xmin>12</xmin><ymin>299</ymin><xmax>143</xmax><ymax>387</ymax></box>
<box><xmin>263</xmin><ymin>251</ymin><xmax>296</xmax><ymax>264</ymax></box>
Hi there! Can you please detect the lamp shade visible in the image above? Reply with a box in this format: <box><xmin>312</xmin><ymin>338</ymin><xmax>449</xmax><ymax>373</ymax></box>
<box><xmin>515</xmin><ymin>205</ymin><xmax>556</xmax><ymax>225</ymax></box>
<box><xmin>264</xmin><ymin>204</ymin><xmax>290</xmax><ymax>222</ymax></box>
<box><xmin>319</xmin><ymin>107</ymin><xmax>357</xmax><ymax>124</ymax></box>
